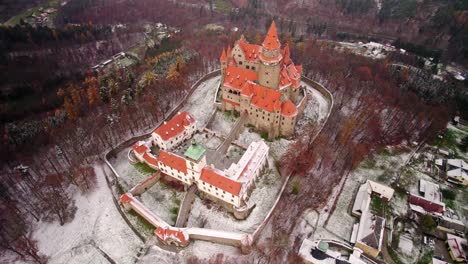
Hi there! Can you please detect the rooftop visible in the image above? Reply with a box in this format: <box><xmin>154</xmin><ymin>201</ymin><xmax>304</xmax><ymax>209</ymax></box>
<box><xmin>354</xmin><ymin>210</ymin><xmax>385</xmax><ymax>251</ymax></box>
<box><xmin>154</xmin><ymin>112</ymin><xmax>195</xmax><ymax>141</ymax></box>
<box><xmin>419</xmin><ymin>179</ymin><xmax>442</xmax><ymax>203</ymax></box>
<box><xmin>262</xmin><ymin>21</ymin><xmax>280</xmax><ymax>50</ymax></box>
<box><xmin>199</xmin><ymin>166</ymin><xmax>242</xmax><ymax>196</ymax></box>
<box><xmin>158</xmin><ymin>151</ymin><xmax>188</xmax><ymax>174</ymax></box>
<box><xmin>223</xmin><ymin>65</ymin><xmax>258</xmax><ymax>90</ymax></box>
<box><xmin>184</xmin><ymin>143</ymin><xmax>206</xmax><ymax>161</ymax></box>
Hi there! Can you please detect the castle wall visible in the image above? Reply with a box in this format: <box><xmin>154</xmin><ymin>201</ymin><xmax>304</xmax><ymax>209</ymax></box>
<box><xmin>279</xmin><ymin>115</ymin><xmax>296</xmax><ymax>137</ymax></box>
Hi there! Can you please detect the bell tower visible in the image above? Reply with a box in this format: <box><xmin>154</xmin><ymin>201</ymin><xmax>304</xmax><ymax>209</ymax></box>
<box><xmin>258</xmin><ymin>21</ymin><xmax>282</xmax><ymax>90</ymax></box>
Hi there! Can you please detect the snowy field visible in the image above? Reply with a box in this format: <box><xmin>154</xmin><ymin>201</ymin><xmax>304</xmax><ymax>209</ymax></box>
<box><xmin>182</xmin><ymin>75</ymin><xmax>221</xmax><ymax>129</ymax></box>
<box><xmin>31</xmin><ymin>165</ymin><xmax>143</xmax><ymax>264</ymax></box>
<box><xmin>207</xmin><ymin>111</ymin><xmax>238</xmax><ymax>137</ymax></box>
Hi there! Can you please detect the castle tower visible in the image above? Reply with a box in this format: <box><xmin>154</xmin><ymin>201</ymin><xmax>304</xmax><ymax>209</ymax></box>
<box><xmin>220</xmin><ymin>48</ymin><xmax>227</xmax><ymax>76</ymax></box>
<box><xmin>258</xmin><ymin>21</ymin><xmax>282</xmax><ymax>90</ymax></box>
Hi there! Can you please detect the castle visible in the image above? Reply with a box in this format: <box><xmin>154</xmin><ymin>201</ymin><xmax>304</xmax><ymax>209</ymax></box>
<box><xmin>219</xmin><ymin>21</ymin><xmax>306</xmax><ymax>139</ymax></box>
<box><xmin>132</xmin><ymin>112</ymin><xmax>269</xmax><ymax>215</ymax></box>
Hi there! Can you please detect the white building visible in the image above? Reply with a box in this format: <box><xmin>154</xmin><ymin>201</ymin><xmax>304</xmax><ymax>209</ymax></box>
<box><xmin>132</xmin><ymin>140</ymin><xmax>158</xmax><ymax>170</ymax></box>
<box><xmin>151</xmin><ymin>112</ymin><xmax>196</xmax><ymax>150</ymax></box>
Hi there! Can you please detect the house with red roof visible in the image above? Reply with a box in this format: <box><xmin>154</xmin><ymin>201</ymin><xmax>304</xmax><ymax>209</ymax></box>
<box><xmin>151</xmin><ymin>112</ymin><xmax>196</xmax><ymax>150</ymax></box>
<box><xmin>219</xmin><ymin>21</ymin><xmax>306</xmax><ymax>139</ymax></box>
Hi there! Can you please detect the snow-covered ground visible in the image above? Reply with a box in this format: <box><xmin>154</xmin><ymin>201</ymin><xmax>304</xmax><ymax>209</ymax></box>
<box><xmin>32</xmin><ymin>165</ymin><xmax>143</xmax><ymax>264</ymax></box>
<box><xmin>208</xmin><ymin>111</ymin><xmax>237</xmax><ymax>137</ymax></box>
<box><xmin>183</xmin><ymin>76</ymin><xmax>221</xmax><ymax>129</ymax></box>
<box><xmin>110</xmin><ymin>146</ymin><xmax>152</xmax><ymax>188</ymax></box>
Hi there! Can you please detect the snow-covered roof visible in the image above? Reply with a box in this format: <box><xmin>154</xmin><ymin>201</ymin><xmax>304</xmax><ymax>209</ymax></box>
<box><xmin>419</xmin><ymin>179</ymin><xmax>442</xmax><ymax>203</ymax></box>
<box><xmin>447</xmin><ymin>234</ymin><xmax>467</xmax><ymax>260</ymax></box>
<box><xmin>447</xmin><ymin>168</ymin><xmax>468</xmax><ymax>181</ymax></box>
<box><xmin>355</xmin><ymin>210</ymin><xmax>385</xmax><ymax>251</ymax></box>
<box><xmin>224</xmin><ymin>141</ymin><xmax>269</xmax><ymax>182</ymax></box>
<box><xmin>447</xmin><ymin>159</ymin><xmax>468</xmax><ymax>169</ymax></box>
<box><xmin>431</xmin><ymin>258</ymin><xmax>449</xmax><ymax>264</ymax></box>
<box><xmin>367</xmin><ymin>180</ymin><xmax>394</xmax><ymax>200</ymax></box>
<box><xmin>352</xmin><ymin>183</ymin><xmax>371</xmax><ymax>214</ymax></box>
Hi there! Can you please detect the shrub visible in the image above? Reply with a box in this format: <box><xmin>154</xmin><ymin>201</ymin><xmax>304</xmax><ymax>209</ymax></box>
<box><xmin>441</xmin><ymin>189</ymin><xmax>456</xmax><ymax>200</ymax></box>
<box><xmin>292</xmin><ymin>181</ymin><xmax>300</xmax><ymax>195</ymax></box>
<box><xmin>420</xmin><ymin>214</ymin><xmax>437</xmax><ymax>233</ymax></box>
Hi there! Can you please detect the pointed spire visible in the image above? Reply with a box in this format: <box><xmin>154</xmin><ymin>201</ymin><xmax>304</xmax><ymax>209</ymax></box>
<box><xmin>262</xmin><ymin>21</ymin><xmax>280</xmax><ymax>50</ymax></box>
<box><xmin>227</xmin><ymin>45</ymin><xmax>232</xmax><ymax>57</ymax></box>
<box><xmin>229</xmin><ymin>56</ymin><xmax>236</xmax><ymax>66</ymax></box>
<box><xmin>220</xmin><ymin>48</ymin><xmax>227</xmax><ymax>62</ymax></box>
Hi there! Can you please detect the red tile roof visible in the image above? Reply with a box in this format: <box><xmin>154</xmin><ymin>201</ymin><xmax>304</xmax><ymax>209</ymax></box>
<box><xmin>155</xmin><ymin>226</ymin><xmax>189</xmax><ymax>244</ymax></box>
<box><xmin>120</xmin><ymin>193</ymin><xmax>133</xmax><ymax>204</ymax></box>
<box><xmin>262</xmin><ymin>21</ymin><xmax>280</xmax><ymax>50</ymax></box>
<box><xmin>133</xmin><ymin>142</ymin><xmax>148</xmax><ymax>155</ymax></box>
<box><xmin>287</xmin><ymin>64</ymin><xmax>301</xmax><ymax>88</ymax></box>
<box><xmin>223</xmin><ymin>65</ymin><xmax>258</xmax><ymax>90</ymax></box>
<box><xmin>279</xmin><ymin>68</ymin><xmax>291</xmax><ymax>88</ymax></box>
<box><xmin>238</xmin><ymin>38</ymin><xmax>260</xmax><ymax>62</ymax></box>
<box><xmin>281</xmin><ymin>100</ymin><xmax>298</xmax><ymax>117</ymax></box>
<box><xmin>199</xmin><ymin>167</ymin><xmax>242</xmax><ymax>196</ymax></box>
<box><xmin>158</xmin><ymin>151</ymin><xmax>187</xmax><ymax>174</ymax></box>
<box><xmin>143</xmin><ymin>152</ymin><xmax>158</xmax><ymax>166</ymax></box>
<box><xmin>154</xmin><ymin>112</ymin><xmax>195</xmax><ymax>141</ymax></box>
<box><xmin>220</xmin><ymin>48</ymin><xmax>227</xmax><ymax>62</ymax></box>
<box><xmin>241</xmin><ymin>81</ymin><xmax>281</xmax><ymax>112</ymax></box>
<box><xmin>296</xmin><ymin>65</ymin><xmax>303</xmax><ymax>75</ymax></box>
<box><xmin>227</xmin><ymin>45</ymin><xmax>232</xmax><ymax>57</ymax></box>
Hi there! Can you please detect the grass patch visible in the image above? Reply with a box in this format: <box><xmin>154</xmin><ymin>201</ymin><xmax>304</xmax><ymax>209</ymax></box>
<box><xmin>170</xmin><ymin>206</ymin><xmax>179</xmax><ymax>215</ymax></box>
<box><xmin>129</xmin><ymin>211</ymin><xmax>155</xmax><ymax>234</ymax></box>
<box><xmin>291</xmin><ymin>181</ymin><xmax>300</xmax><ymax>195</ymax></box>
<box><xmin>444</xmin><ymin>199</ymin><xmax>455</xmax><ymax>210</ymax></box>
<box><xmin>370</xmin><ymin>195</ymin><xmax>385</xmax><ymax>216</ymax></box>
<box><xmin>417</xmin><ymin>250</ymin><xmax>433</xmax><ymax>264</ymax></box>
<box><xmin>133</xmin><ymin>162</ymin><xmax>157</xmax><ymax>175</ymax></box>
<box><xmin>441</xmin><ymin>188</ymin><xmax>456</xmax><ymax>200</ymax></box>
<box><xmin>361</xmin><ymin>157</ymin><xmax>377</xmax><ymax>169</ymax></box>
<box><xmin>433</xmin><ymin>130</ymin><xmax>458</xmax><ymax>152</ymax></box>
<box><xmin>260</xmin><ymin>132</ymin><xmax>272</xmax><ymax>142</ymax></box>
<box><xmin>388</xmin><ymin>247</ymin><xmax>405</xmax><ymax>264</ymax></box>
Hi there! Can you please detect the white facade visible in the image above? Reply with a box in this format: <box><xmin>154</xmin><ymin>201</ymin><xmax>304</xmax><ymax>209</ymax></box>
<box><xmin>152</xmin><ymin>123</ymin><xmax>196</xmax><ymax>150</ymax></box>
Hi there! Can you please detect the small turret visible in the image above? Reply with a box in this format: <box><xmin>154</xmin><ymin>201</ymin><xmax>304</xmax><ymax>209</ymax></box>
<box><xmin>220</xmin><ymin>48</ymin><xmax>227</xmax><ymax>75</ymax></box>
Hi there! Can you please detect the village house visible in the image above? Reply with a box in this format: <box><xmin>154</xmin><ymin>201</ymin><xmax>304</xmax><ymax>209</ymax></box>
<box><xmin>409</xmin><ymin>179</ymin><xmax>445</xmax><ymax>215</ymax></box>
<box><xmin>151</xmin><ymin>112</ymin><xmax>197</xmax><ymax>150</ymax></box>
<box><xmin>447</xmin><ymin>233</ymin><xmax>468</xmax><ymax>262</ymax></box>
<box><xmin>436</xmin><ymin>158</ymin><xmax>468</xmax><ymax>186</ymax></box>
<box><xmin>219</xmin><ymin>21</ymin><xmax>306</xmax><ymax>140</ymax></box>
<box><xmin>350</xmin><ymin>180</ymin><xmax>394</xmax><ymax>258</ymax></box>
